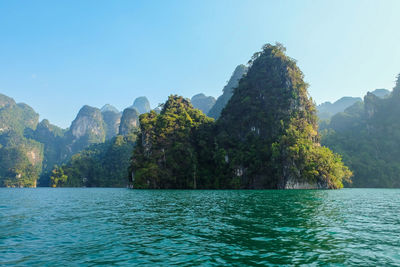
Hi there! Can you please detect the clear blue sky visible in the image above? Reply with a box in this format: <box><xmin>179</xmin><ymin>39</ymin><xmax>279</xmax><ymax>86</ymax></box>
<box><xmin>1</xmin><ymin>0</ymin><xmax>399</xmax><ymax>128</ymax></box>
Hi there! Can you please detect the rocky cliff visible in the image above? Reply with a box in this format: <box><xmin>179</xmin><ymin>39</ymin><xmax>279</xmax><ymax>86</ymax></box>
<box><xmin>101</xmin><ymin>106</ymin><xmax>121</xmax><ymax>140</ymax></box>
<box><xmin>216</xmin><ymin>43</ymin><xmax>351</xmax><ymax>189</ymax></box>
<box><xmin>191</xmin><ymin>93</ymin><xmax>216</xmax><ymax>114</ymax></box>
<box><xmin>119</xmin><ymin>108</ymin><xmax>139</xmax><ymax>135</ymax></box>
<box><xmin>208</xmin><ymin>65</ymin><xmax>248</xmax><ymax>119</ymax></box>
<box><xmin>64</xmin><ymin>105</ymin><xmax>106</xmax><ymax>156</ymax></box>
<box><xmin>131</xmin><ymin>97</ymin><xmax>151</xmax><ymax>114</ymax></box>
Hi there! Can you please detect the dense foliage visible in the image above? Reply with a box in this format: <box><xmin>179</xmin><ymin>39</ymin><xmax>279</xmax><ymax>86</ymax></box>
<box><xmin>321</xmin><ymin>75</ymin><xmax>400</xmax><ymax>187</ymax></box>
<box><xmin>131</xmin><ymin>96</ymin><xmax>214</xmax><ymax>188</ymax></box>
<box><xmin>131</xmin><ymin>44</ymin><xmax>352</xmax><ymax>189</ymax></box>
<box><xmin>0</xmin><ymin>131</ymin><xmax>43</xmax><ymax>187</ymax></box>
<box><xmin>50</xmin><ymin>134</ymin><xmax>136</xmax><ymax>187</ymax></box>
<box><xmin>0</xmin><ymin>94</ymin><xmax>43</xmax><ymax>187</ymax></box>
<box><xmin>0</xmin><ymin>93</ymin><xmax>143</xmax><ymax>187</ymax></box>
<box><xmin>215</xmin><ymin>43</ymin><xmax>351</xmax><ymax>189</ymax></box>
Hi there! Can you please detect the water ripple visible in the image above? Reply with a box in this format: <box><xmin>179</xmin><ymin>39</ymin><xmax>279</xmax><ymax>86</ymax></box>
<box><xmin>0</xmin><ymin>188</ymin><xmax>400</xmax><ymax>266</ymax></box>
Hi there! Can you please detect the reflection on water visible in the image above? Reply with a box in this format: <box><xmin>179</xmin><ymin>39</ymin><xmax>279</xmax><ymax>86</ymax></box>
<box><xmin>0</xmin><ymin>188</ymin><xmax>399</xmax><ymax>265</ymax></box>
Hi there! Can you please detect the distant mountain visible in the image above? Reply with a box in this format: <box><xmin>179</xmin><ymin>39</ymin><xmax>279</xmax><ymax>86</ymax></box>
<box><xmin>208</xmin><ymin>65</ymin><xmax>248</xmax><ymax>119</ymax></box>
<box><xmin>317</xmin><ymin>89</ymin><xmax>390</xmax><ymax>120</ymax></box>
<box><xmin>0</xmin><ymin>92</ymin><xmax>149</xmax><ymax>187</ymax></box>
<box><xmin>64</xmin><ymin>105</ymin><xmax>106</xmax><ymax>156</ymax></box>
<box><xmin>130</xmin><ymin>97</ymin><xmax>151</xmax><ymax>114</ymax></box>
<box><xmin>101</xmin><ymin>104</ymin><xmax>119</xmax><ymax>114</ymax></box>
<box><xmin>25</xmin><ymin>119</ymin><xmax>65</xmax><ymax>171</ymax></box>
<box><xmin>317</xmin><ymin>97</ymin><xmax>362</xmax><ymax>120</ymax></box>
<box><xmin>101</xmin><ymin>107</ymin><xmax>121</xmax><ymax>140</ymax></box>
<box><xmin>370</xmin><ymin>88</ymin><xmax>390</xmax><ymax>98</ymax></box>
<box><xmin>0</xmin><ymin>94</ymin><xmax>43</xmax><ymax>187</ymax></box>
<box><xmin>321</xmin><ymin>75</ymin><xmax>400</xmax><ymax>187</ymax></box>
<box><xmin>190</xmin><ymin>93</ymin><xmax>216</xmax><ymax>114</ymax></box>
<box><xmin>0</xmin><ymin>94</ymin><xmax>14</xmax><ymax>109</ymax></box>
<box><xmin>153</xmin><ymin>107</ymin><xmax>161</xmax><ymax>114</ymax></box>
<box><xmin>0</xmin><ymin>94</ymin><xmax>39</xmax><ymax>135</ymax></box>
<box><xmin>119</xmin><ymin>108</ymin><xmax>139</xmax><ymax>135</ymax></box>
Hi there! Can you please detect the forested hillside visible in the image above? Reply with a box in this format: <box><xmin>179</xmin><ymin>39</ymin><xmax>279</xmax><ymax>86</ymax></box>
<box><xmin>0</xmin><ymin>94</ymin><xmax>149</xmax><ymax>187</ymax></box>
<box><xmin>131</xmin><ymin>44</ymin><xmax>351</xmax><ymax>189</ymax></box>
<box><xmin>321</xmin><ymin>75</ymin><xmax>400</xmax><ymax>187</ymax></box>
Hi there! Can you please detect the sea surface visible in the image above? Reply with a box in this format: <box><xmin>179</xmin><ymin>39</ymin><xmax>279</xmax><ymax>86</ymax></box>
<box><xmin>0</xmin><ymin>188</ymin><xmax>399</xmax><ymax>266</ymax></box>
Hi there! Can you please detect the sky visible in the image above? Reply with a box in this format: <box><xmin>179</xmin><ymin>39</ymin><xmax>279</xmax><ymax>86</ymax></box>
<box><xmin>0</xmin><ymin>0</ymin><xmax>400</xmax><ymax>128</ymax></box>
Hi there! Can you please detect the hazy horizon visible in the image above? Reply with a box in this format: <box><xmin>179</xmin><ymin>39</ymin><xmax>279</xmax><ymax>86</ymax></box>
<box><xmin>1</xmin><ymin>0</ymin><xmax>399</xmax><ymax>128</ymax></box>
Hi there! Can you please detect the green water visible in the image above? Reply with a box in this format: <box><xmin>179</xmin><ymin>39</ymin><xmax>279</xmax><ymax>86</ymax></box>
<box><xmin>0</xmin><ymin>188</ymin><xmax>399</xmax><ymax>266</ymax></box>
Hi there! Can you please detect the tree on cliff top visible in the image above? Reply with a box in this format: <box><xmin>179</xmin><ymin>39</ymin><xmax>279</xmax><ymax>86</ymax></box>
<box><xmin>130</xmin><ymin>43</ymin><xmax>352</xmax><ymax>189</ymax></box>
<box><xmin>131</xmin><ymin>95</ymin><xmax>213</xmax><ymax>189</ymax></box>
<box><xmin>216</xmin><ymin>43</ymin><xmax>351</xmax><ymax>188</ymax></box>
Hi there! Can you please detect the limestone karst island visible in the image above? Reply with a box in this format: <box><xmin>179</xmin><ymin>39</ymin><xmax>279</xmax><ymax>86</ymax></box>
<box><xmin>1</xmin><ymin>44</ymin><xmax>355</xmax><ymax>189</ymax></box>
<box><xmin>1</xmin><ymin>1</ymin><xmax>400</xmax><ymax>265</ymax></box>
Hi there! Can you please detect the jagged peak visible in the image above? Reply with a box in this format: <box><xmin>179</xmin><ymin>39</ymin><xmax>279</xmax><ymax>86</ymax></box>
<box><xmin>0</xmin><ymin>93</ymin><xmax>16</xmax><ymax>108</ymax></box>
<box><xmin>130</xmin><ymin>96</ymin><xmax>151</xmax><ymax>114</ymax></box>
<box><xmin>101</xmin><ymin>104</ymin><xmax>119</xmax><ymax>114</ymax></box>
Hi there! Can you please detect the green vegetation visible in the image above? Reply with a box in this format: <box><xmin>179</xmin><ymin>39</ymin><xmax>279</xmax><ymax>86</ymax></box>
<box><xmin>317</xmin><ymin>97</ymin><xmax>362</xmax><ymax>121</ymax></box>
<box><xmin>9</xmin><ymin>43</ymin><xmax>400</xmax><ymax>189</ymax></box>
<box><xmin>0</xmin><ymin>132</ymin><xmax>43</xmax><ymax>187</ymax></box>
<box><xmin>317</xmin><ymin>90</ymin><xmax>389</xmax><ymax>122</ymax></box>
<box><xmin>131</xmin><ymin>44</ymin><xmax>351</xmax><ymax>189</ymax></box>
<box><xmin>131</xmin><ymin>96</ymin><xmax>214</xmax><ymax>188</ymax></box>
<box><xmin>0</xmin><ymin>94</ymin><xmax>140</xmax><ymax>187</ymax></box>
<box><xmin>0</xmin><ymin>95</ymin><xmax>43</xmax><ymax>187</ymax></box>
<box><xmin>50</xmin><ymin>134</ymin><xmax>136</xmax><ymax>187</ymax></box>
<box><xmin>321</xmin><ymin>75</ymin><xmax>400</xmax><ymax>187</ymax></box>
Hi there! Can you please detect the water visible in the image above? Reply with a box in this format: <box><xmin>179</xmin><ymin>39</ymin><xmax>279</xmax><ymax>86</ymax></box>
<box><xmin>0</xmin><ymin>188</ymin><xmax>399</xmax><ymax>266</ymax></box>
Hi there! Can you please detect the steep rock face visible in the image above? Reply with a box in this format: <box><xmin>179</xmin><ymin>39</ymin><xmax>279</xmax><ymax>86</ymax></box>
<box><xmin>69</xmin><ymin>106</ymin><xmax>105</xmax><ymax>140</ymax></box>
<box><xmin>0</xmin><ymin>94</ymin><xmax>16</xmax><ymax>109</ymax></box>
<box><xmin>102</xmin><ymin>110</ymin><xmax>121</xmax><ymax>140</ymax></box>
<box><xmin>130</xmin><ymin>44</ymin><xmax>351</xmax><ymax>190</ymax></box>
<box><xmin>101</xmin><ymin>104</ymin><xmax>119</xmax><ymax>113</ymax></box>
<box><xmin>27</xmin><ymin>119</ymin><xmax>65</xmax><ymax>173</ymax></box>
<box><xmin>216</xmin><ymin>44</ymin><xmax>351</xmax><ymax>189</ymax></box>
<box><xmin>208</xmin><ymin>65</ymin><xmax>248</xmax><ymax>119</ymax></box>
<box><xmin>190</xmin><ymin>93</ymin><xmax>216</xmax><ymax>114</ymax></box>
<box><xmin>370</xmin><ymin>88</ymin><xmax>390</xmax><ymax>99</ymax></box>
<box><xmin>0</xmin><ymin>99</ymin><xmax>39</xmax><ymax>134</ymax></box>
<box><xmin>131</xmin><ymin>97</ymin><xmax>151</xmax><ymax>114</ymax></box>
<box><xmin>65</xmin><ymin>105</ymin><xmax>106</xmax><ymax>155</ymax></box>
<box><xmin>119</xmin><ymin>108</ymin><xmax>139</xmax><ymax>135</ymax></box>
